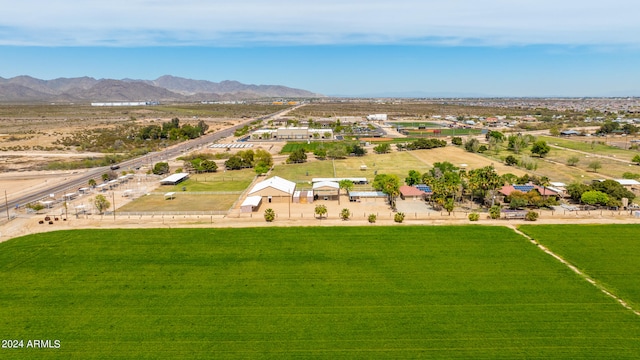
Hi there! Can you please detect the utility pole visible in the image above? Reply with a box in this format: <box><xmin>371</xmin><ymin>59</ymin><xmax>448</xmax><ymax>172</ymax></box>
<box><xmin>112</xmin><ymin>192</ymin><xmax>116</xmax><ymax>221</ymax></box>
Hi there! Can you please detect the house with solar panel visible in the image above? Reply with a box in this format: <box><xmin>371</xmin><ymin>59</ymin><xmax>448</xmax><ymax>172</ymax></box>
<box><xmin>399</xmin><ymin>184</ymin><xmax>433</xmax><ymax>200</ymax></box>
<box><xmin>498</xmin><ymin>183</ymin><xmax>561</xmax><ymax>201</ymax></box>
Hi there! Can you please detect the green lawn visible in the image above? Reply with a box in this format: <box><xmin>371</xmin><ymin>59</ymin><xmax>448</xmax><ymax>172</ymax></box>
<box><xmin>163</xmin><ymin>170</ymin><xmax>255</xmax><ymax>192</ymax></box>
<box><xmin>117</xmin><ymin>193</ymin><xmax>238</xmax><ymax>212</ymax></box>
<box><xmin>2</xmin><ymin>226</ymin><xmax>640</xmax><ymax>359</ymax></box>
<box><xmin>519</xmin><ymin>224</ymin><xmax>640</xmax><ymax>309</ymax></box>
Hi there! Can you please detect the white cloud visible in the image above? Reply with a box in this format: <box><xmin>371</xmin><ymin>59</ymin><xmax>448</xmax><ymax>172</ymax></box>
<box><xmin>1</xmin><ymin>0</ymin><xmax>639</xmax><ymax>46</ymax></box>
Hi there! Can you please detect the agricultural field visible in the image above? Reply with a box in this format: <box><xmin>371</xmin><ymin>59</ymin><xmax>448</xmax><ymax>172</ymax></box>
<box><xmin>2</xmin><ymin>226</ymin><xmax>640</xmax><ymax>358</ymax></box>
<box><xmin>519</xmin><ymin>224</ymin><xmax>640</xmax><ymax>309</ymax></box>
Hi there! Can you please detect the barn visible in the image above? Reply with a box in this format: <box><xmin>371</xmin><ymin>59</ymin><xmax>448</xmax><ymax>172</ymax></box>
<box><xmin>247</xmin><ymin>176</ymin><xmax>296</xmax><ymax>203</ymax></box>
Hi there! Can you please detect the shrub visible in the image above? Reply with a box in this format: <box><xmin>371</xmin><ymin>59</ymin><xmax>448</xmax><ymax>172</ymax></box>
<box><xmin>368</xmin><ymin>214</ymin><xmax>377</xmax><ymax>223</ymax></box>
<box><xmin>489</xmin><ymin>205</ymin><xmax>501</xmax><ymax>219</ymax></box>
<box><xmin>451</xmin><ymin>137</ymin><xmax>463</xmax><ymax>146</ymax></box>
<box><xmin>394</xmin><ymin>212</ymin><xmax>405</xmax><ymax>223</ymax></box>
<box><xmin>264</xmin><ymin>208</ymin><xmax>275</xmax><ymax>222</ymax></box>
<box><xmin>468</xmin><ymin>213</ymin><xmax>480</xmax><ymax>221</ymax></box>
<box><xmin>525</xmin><ymin>211</ymin><xmax>539</xmax><ymax>221</ymax></box>
<box><xmin>505</xmin><ymin>155</ymin><xmax>518</xmax><ymax>166</ymax></box>
<box><xmin>340</xmin><ymin>208</ymin><xmax>351</xmax><ymax>221</ymax></box>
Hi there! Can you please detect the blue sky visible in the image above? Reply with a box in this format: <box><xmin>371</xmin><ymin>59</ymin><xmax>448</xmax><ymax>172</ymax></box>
<box><xmin>1</xmin><ymin>0</ymin><xmax>639</xmax><ymax>97</ymax></box>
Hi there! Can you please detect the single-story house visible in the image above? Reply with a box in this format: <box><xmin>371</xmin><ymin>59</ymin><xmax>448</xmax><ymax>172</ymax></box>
<box><xmin>313</xmin><ymin>181</ymin><xmax>340</xmax><ymax>200</ymax></box>
<box><xmin>499</xmin><ymin>183</ymin><xmax>560</xmax><ymax>198</ymax></box>
<box><xmin>399</xmin><ymin>185</ymin><xmax>426</xmax><ymax>200</ymax></box>
<box><xmin>241</xmin><ymin>195</ymin><xmax>263</xmax><ymax>213</ymax></box>
<box><xmin>247</xmin><ymin>176</ymin><xmax>296</xmax><ymax>203</ymax></box>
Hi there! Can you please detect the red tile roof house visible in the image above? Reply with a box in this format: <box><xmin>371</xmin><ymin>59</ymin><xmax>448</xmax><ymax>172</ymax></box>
<box><xmin>498</xmin><ymin>184</ymin><xmax>561</xmax><ymax>198</ymax></box>
<box><xmin>399</xmin><ymin>185</ymin><xmax>431</xmax><ymax>200</ymax></box>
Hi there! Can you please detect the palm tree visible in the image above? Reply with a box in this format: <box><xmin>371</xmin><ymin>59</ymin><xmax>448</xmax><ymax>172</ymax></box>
<box><xmin>314</xmin><ymin>204</ymin><xmax>328</xmax><ymax>219</ymax></box>
<box><xmin>88</xmin><ymin>179</ymin><xmax>97</xmax><ymax>188</ymax></box>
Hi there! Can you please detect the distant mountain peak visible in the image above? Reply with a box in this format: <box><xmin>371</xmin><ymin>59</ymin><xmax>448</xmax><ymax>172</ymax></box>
<box><xmin>0</xmin><ymin>75</ymin><xmax>322</xmax><ymax>103</ymax></box>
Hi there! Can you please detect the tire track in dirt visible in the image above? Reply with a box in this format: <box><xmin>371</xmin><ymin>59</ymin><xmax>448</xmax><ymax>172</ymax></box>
<box><xmin>509</xmin><ymin>225</ymin><xmax>640</xmax><ymax>317</ymax></box>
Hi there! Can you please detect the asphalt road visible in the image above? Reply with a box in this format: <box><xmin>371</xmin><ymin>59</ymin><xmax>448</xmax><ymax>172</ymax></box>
<box><xmin>6</xmin><ymin>107</ymin><xmax>294</xmax><ymax>211</ymax></box>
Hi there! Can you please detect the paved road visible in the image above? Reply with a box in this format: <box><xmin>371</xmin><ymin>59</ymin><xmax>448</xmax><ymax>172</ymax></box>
<box><xmin>6</xmin><ymin>106</ymin><xmax>298</xmax><ymax>210</ymax></box>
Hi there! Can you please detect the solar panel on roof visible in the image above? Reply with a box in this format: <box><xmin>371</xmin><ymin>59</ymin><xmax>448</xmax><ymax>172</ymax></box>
<box><xmin>513</xmin><ymin>185</ymin><xmax>534</xmax><ymax>192</ymax></box>
<box><xmin>415</xmin><ymin>184</ymin><xmax>432</xmax><ymax>192</ymax></box>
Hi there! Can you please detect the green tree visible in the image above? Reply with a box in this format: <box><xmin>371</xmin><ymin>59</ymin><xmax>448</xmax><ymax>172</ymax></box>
<box><xmin>566</xmin><ymin>182</ymin><xmax>589</xmax><ymax>202</ymax></box>
<box><xmin>505</xmin><ymin>155</ymin><xmax>518</xmax><ymax>166</ymax></box>
<box><xmin>373</xmin><ymin>174</ymin><xmax>401</xmax><ymax>208</ymax></box>
<box><xmin>598</xmin><ymin>121</ymin><xmax>619</xmax><ymax>134</ymax></box>
<box><xmin>313</xmin><ymin>146</ymin><xmax>327</xmax><ymax>159</ymax></box>
<box><xmin>567</xmin><ymin>156</ymin><xmax>580</xmax><ymax>166</ymax></box>
<box><xmin>199</xmin><ymin>159</ymin><xmax>217</xmax><ymax>173</ymax></box>
<box><xmin>466</xmin><ymin>165</ymin><xmax>502</xmax><ymax>204</ymax></box>
<box><xmin>373</xmin><ymin>143</ymin><xmax>391</xmax><ymax>154</ymax></box>
<box><xmin>88</xmin><ymin>179</ymin><xmax>97</xmax><ymax>187</ymax></box>
<box><xmin>581</xmin><ymin>190</ymin><xmax>609</xmax><ymax>206</ymax></box>
<box><xmin>224</xmin><ymin>155</ymin><xmax>244</xmax><ymax>170</ymax></box>
<box><xmin>468</xmin><ymin>212</ymin><xmax>480</xmax><ymax>221</ymax></box>
<box><xmin>588</xmin><ymin>160</ymin><xmax>602</xmax><ymax>173</ymax></box>
<box><xmin>633</xmin><ymin>154</ymin><xmax>640</xmax><ymax>165</ymax></box>
<box><xmin>340</xmin><ymin>208</ymin><xmax>351</xmax><ymax>220</ymax></box>
<box><xmin>94</xmin><ymin>194</ymin><xmax>111</xmax><ymax>214</ymax></box>
<box><xmin>253</xmin><ymin>149</ymin><xmax>273</xmax><ymax>168</ymax></box>
<box><xmin>338</xmin><ymin>179</ymin><xmax>354</xmax><ymax>196</ymax></box>
<box><xmin>530</xmin><ymin>140</ymin><xmax>551</xmax><ymax>157</ymax></box>
<box><xmin>314</xmin><ymin>204</ymin><xmax>328</xmax><ymax>219</ymax></box>
<box><xmin>153</xmin><ymin>162</ymin><xmax>170</xmax><ymax>175</ymax></box>
<box><xmin>443</xmin><ymin>197</ymin><xmax>455</xmax><ymax>214</ymax></box>
<box><xmin>451</xmin><ymin>137</ymin><xmax>463</xmax><ymax>146</ymax></box>
<box><xmin>464</xmin><ymin>138</ymin><xmax>480</xmax><ymax>153</ymax></box>
<box><xmin>350</xmin><ymin>144</ymin><xmax>366</xmax><ymax>156</ymax></box>
<box><xmin>405</xmin><ymin>170</ymin><xmax>422</xmax><ymax>186</ymax></box>
<box><xmin>327</xmin><ymin>145</ymin><xmax>347</xmax><ymax>159</ymax></box>
<box><xmin>287</xmin><ymin>148</ymin><xmax>307</xmax><ymax>164</ymax></box>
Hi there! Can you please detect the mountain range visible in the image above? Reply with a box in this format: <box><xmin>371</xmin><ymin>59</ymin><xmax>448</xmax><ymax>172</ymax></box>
<box><xmin>0</xmin><ymin>75</ymin><xmax>321</xmax><ymax>103</ymax></box>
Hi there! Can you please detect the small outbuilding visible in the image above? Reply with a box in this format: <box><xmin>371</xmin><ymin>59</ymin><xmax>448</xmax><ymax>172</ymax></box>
<box><xmin>313</xmin><ymin>181</ymin><xmax>340</xmax><ymax>200</ymax></box>
<box><xmin>241</xmin><ymin>195</ymin><xmax>263</xmax><ymax>213</ymax></box>
<box><xmin>160</xmin><ymin>173</ymin><xmax>189</xmax><ymax>185</ymax></box>
<box><xmin>348</xmin><ymin>190</ymin><xmax>387</xmax><ymax>202</ymax></box>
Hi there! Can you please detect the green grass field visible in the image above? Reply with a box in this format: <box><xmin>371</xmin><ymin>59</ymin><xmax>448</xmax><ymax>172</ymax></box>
<box><xmin>117</xmin><ymin>193</ymin><xmax>239</xmax><ymax>212</ymax></box>
<box><xmin>519</xmin><ymin>224</ymin><xmax>640</xmax><ymax>309</ymax></box>
<box><xmin>2</xmin><ymin>226</ymin><xmax>640</xmax><ymax>358</ymax></box>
